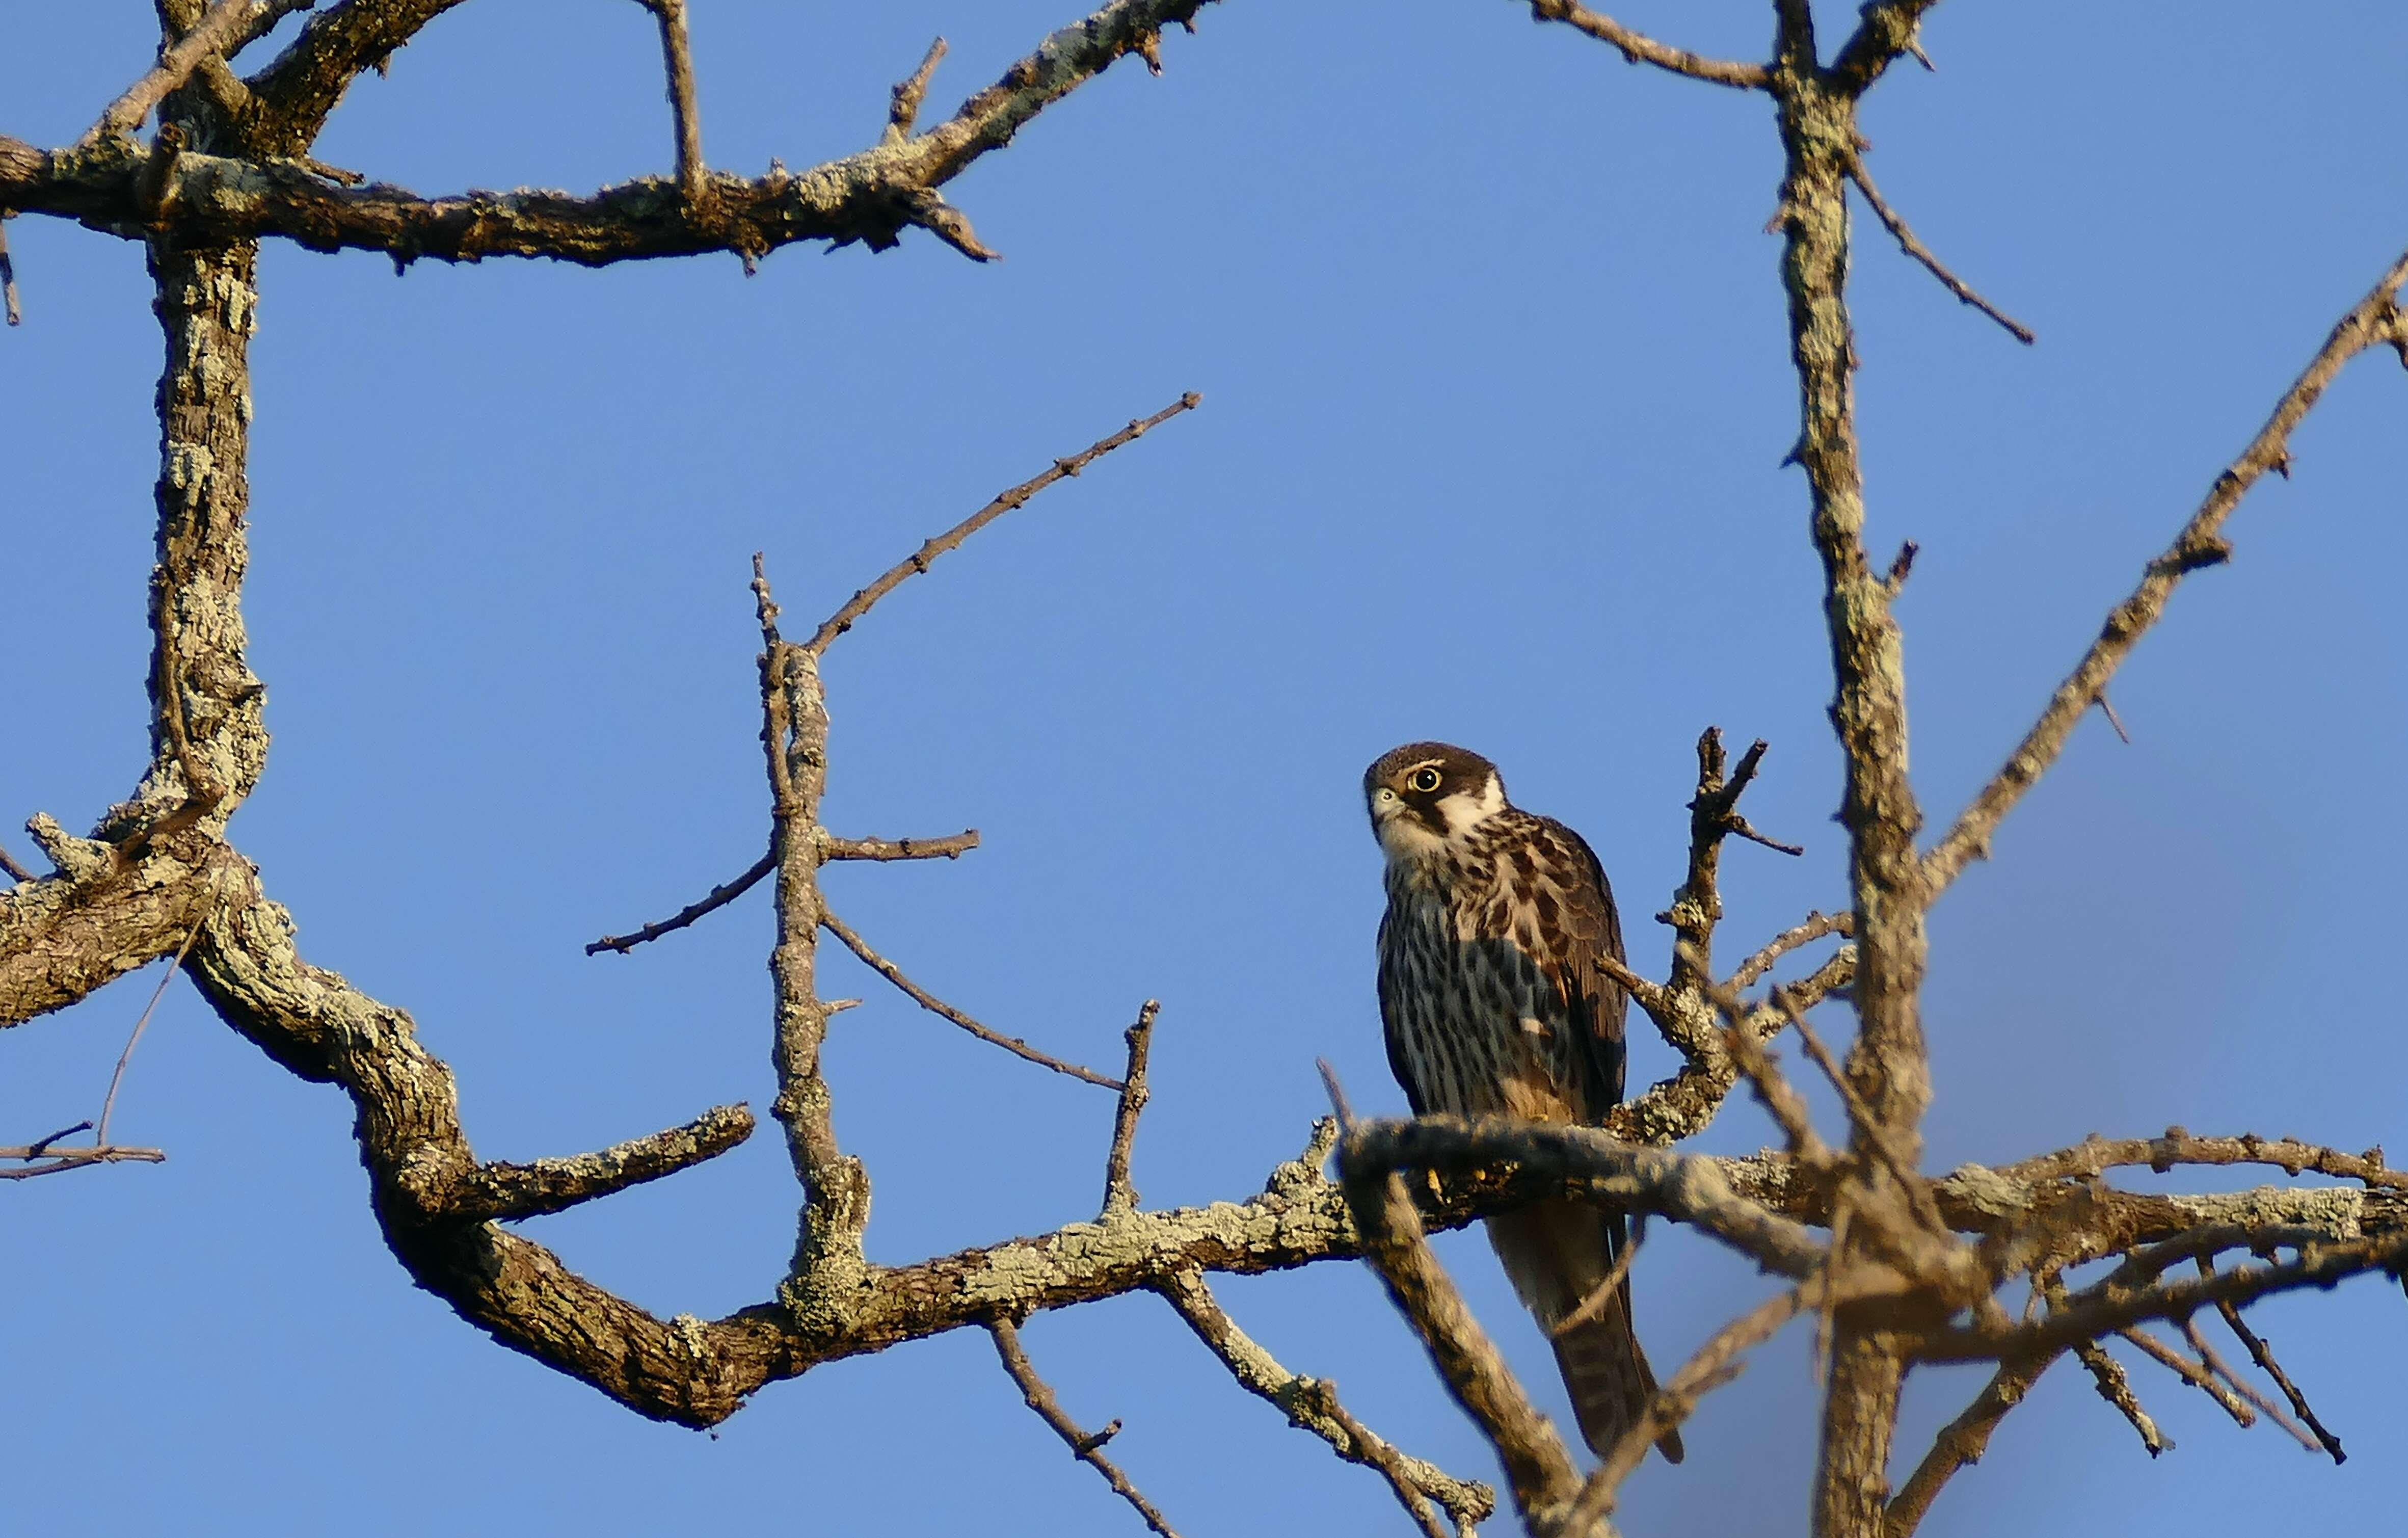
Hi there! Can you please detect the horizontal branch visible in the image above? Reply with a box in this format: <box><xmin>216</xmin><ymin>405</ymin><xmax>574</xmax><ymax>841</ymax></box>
<box><xmin>1915</xmin><ymin>1230</ymin><xmax>2408</xmax><ymax>1363</ymax></box>
<box><xmin>0</xmin><ymin>1140</ymin><xmax>168</xmax><ymax>1181</ymax></box>
<box><xmin>8</xmin><ymin>0</ymin><xmax>1223</xmax><ymax>267</ymax></box>
<box><xmin>448</xmin><ymin>1103</ymin><xmax>755</xmax><ymax>1222</ymax></box>
<box><xmin>2001</xmin><ymin>1129</ymin><xmax>2407</xmax><ymax>1192</ymax></box>
<box><xmin>822</xmin><ymin>830</ymin><xmax>979</xmax><ymax>862</ymax></box>
<box><xmin>1344</xmin><ymin>1116</ymin><xmax>1828</xmax><ymax>1279</ymax></box>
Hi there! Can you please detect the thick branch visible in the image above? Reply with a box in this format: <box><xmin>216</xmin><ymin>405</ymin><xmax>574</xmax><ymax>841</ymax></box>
<box><xmin>1921</xmin><ymin>245</ymin><xmax>2408</xmax><ymax>894</ymax></box>
<box><xmin>1344</xmin><ymin>1117</ymin><xmax>1828</xmax><ymax>1280</ymax></box>
<box><xmin>752</xmin><ymin>561</ymin><xmax>871</xmax><ymax>1318</ymax></box>
<box><xmin>450</xmin><ymin>1104</ymin><xmax>755</xmax><ymax>1222</ymax></box>
<box><xmin>84</xmin><ymin>0</ymin><xmax>316</xmax><ymax>148</ymax></box>
<box><xmin>1828</xmin><ymin>0</ymin><xmax>1945</xmax><ymax>96</ymax></box>
<box><xmin>14</xmin><ymin>0</ymin><xmax>1226</xmax><ymax>264</ymax></box>
<box><xmin>1339</xmin><ymin>1163</ymin><xmax>1583</xmax><ymax>1528</ymax></box>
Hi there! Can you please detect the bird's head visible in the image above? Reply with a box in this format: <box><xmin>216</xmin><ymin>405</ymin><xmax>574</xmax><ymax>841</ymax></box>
<box><xmin>1364</xmin><ymin>741</ymin><xmax>1508</xmax><ymax>863</ymax></box>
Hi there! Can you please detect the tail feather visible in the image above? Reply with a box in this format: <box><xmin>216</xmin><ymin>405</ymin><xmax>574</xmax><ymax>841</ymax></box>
<box><xmin>1488</xmin><ymin>1201</ymin><xmax>1684</xmax><ymax>1465</ymax></box>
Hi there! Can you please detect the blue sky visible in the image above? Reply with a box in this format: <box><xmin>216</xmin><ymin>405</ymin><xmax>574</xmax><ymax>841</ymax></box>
<box><xmin>6</xmin><ymin>3</ymin><xmax>2405</xmax><ymax>1533</ymax></box>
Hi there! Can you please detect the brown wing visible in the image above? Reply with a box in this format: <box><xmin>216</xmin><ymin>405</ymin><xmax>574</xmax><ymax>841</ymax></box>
<box><xmin>1525</xmin><ymin>814</ymin><xmax>1628</xmax><ymax>1120</ymax></box>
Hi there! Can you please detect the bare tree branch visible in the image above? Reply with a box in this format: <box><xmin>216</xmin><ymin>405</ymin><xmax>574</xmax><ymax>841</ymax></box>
<box><xmin>95</xmin><ymin>918</ymin><xmax>203</xmax><ymax>1144</ymax></box>
<box><xmin>2203</xmin><ymin>1266</ymin><xmax>2346</xmax><ymax>1463</ymax></box>
<box><xmin>1524</xmin><ymin>0</ymin><xmax>1771</xmax><ymax>90</ymax></box>
<box><xmin>1101</xmin><ymin>1001</ymin><xmax>1160</xmax><ymax>1216</ymax></box>
<box><xmin>1156</xmin><ymin>1268</ymin><xmax>1494</xmax><ymax>1537</ymax></box>
<box><xmin>1338</xmin><ymin>1158</ymin><xmax>1584</xmax><ymax>1528</ymax></box>
<box><xmin>633</xmin><ymin>0</ymin><xmax>705</xmax><ymax>201</ymax></box>
<box><xmin>586</xmin><ymin>852</ymin><xmax>775</xmax><ymax>957</ymax></box>
<box><xmin>1847</xmin><ymin>153</ymin><xmax>2032</xmax><ymax>344</ymax></box>
<box><xmin>884</xmin><ymin>37</ymin><xmax>949</xmax><ymax>146</ymax></box>
<box><xmin>989</xmin><ymin>1317</ymin><xmax>1183</xmax><ymax>1538</ymax></box>
<box><xmin>1883</xmin><ymin>1350</ymin><xmax>2066</xmax><ymax>1538</ymax></box>
<box><xmin>1828</xmin><ymin>0</ymin><xmax>1946</xmax><ymax>96</ymax></box>
<box><xmin>11</xmin><ymin>0</ymin><xmax>1230</xmax><ymax>265</ymax></box>
<box><xmin>1923</xmin><ymin>245</ymin><xmax>2408</xmax><ymax>895</ymax></box>
<box><xmin>821</xmin><ymin>908</ymin><xmax>1122</xmax><ymax>1089</ymax></box>
<box><xmin>824</xmin><ymin>830</ymin><xmax>980</xmax><ymax>862</ymax></box>
<box><xmin>1562</xmin><ymin>1288</ymin><xmax>1808</xmax><ymax>1535</ymax></box>
<box><xmin>451</xmin><ymin>1104</ymin><xmax>756</xmax><ymax>1222</ymax></box>
<box><xmin>807</xmin><ymin>392</ymin><xmax>1200</xmax><ymax>653</ymax></box>
<box><xmin>80</xmin><ymin>0</ymin><xmax>316</xmax><ymax>149</ymax></box>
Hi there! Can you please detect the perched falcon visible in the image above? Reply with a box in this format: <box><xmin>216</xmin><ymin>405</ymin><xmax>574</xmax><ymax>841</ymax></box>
<box><xmin>1365</xmin><ymin>741</ymin><xmax>1682</xmax><ymax>1465</ymax></box>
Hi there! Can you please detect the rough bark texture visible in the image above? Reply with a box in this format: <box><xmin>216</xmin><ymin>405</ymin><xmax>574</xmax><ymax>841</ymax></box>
<box><xmin>9</xmin><ymin>4</ymin><xmax>2406</xmax><ymax>1534</ymax></box>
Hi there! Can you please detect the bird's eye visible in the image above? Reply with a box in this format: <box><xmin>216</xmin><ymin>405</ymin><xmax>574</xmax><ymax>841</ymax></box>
<box><xmin>1408</xmin><ymin>767</ymin><xmax>1443</xmax><ymax>793</ymax></box>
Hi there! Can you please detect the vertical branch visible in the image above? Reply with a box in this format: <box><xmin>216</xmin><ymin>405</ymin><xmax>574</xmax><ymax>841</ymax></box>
<box><xmin>1099</xmin><ymin>1000</ymin><xmax>1159</xmax><ymax>1218</ymax></box>
<box><xmin>116</xmin><ymin>238</ymin><xmax>272</xmax><ymax>845</ymax></box>
<box><xmin>1768</xmin><ymin>5</ymin><xmax>1934</xmax><ymax>1532</ymax></box>
<box><xmin>638</xmin><ymin>0</ymin><xmax>706</xmax><ymax>203</ymax></box>
<box><xmin>754</xmin><ymin>556</ymin><xmax>870</xmax><ymax>1329</ymax></box>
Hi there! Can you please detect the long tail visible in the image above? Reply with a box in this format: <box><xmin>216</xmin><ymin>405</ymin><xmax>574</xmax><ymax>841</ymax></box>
<box><xmin>1487</xmin><ymin>1200</ymin><xmax>1685</xmax><ymax>1465</ymax></box>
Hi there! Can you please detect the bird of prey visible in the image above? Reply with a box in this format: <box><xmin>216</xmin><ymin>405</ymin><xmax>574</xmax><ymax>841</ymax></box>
<box><xmin>1364</xmin><ymin>740</ymin><xmax>1682</xmax><ymax>1465</ymax></box>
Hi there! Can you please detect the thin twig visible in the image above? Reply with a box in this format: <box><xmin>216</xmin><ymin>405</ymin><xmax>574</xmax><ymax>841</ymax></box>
<box><xmin>821</xmin><ymin>909</ymin><xmax>1121</xmax><ymax>1089</ymax></box>
<box><xmin>1561</xmin><ymin>1287</ymin><xmax>1807</xmax><ymax>1536</ymax></box>
<box><xmin>1550</xmin><ymin>1213</ymin><xmax>1644</xmax><ymax>1340</ymax></box>
<box><xmin>1924</xmin><ymin>244</ymin><xmax>2408</xmax><ymax>894</ymax></box>
<box><xmin>0</xmin><ymin>837</ymin><xmax>33</xmax><ymax>882</ymax></box>
<box><xmin>988</xmin><ymin>1318</ymin><xmax>1183</xmax><ymax>1538</ymax></box>
<box><xmin>1100</xmin><ymin>1000</ymin><xmax>1159</xmax><ymax>1216</ymax></box>
<box><xmin>1524</xmin><ymin>0</ymin><xmax>1771</xmax><ymax>90</ymax></box>
<box><xmin>2202</xmin><ymin>1257</ymin><xmax>2346</xmax><ymax>1462</ymax></box>
<box><xmin>2117</xmin><ymin>1325</ymin><xmax>2254</xmax><ymax>1428</ymax></box>
<box><xmin>0</xmin><ymin>1143</ymin><xmax>169</xmax><ymax>1181</ymax></box>
<box><xmin>884</xmin><ymin>37</ymin><xmax>949</xmax><ymax>145</ymax></box>
<box><xmin>96</xmin><ymin>920</ymin><xmax>203</xmax><ymax>1145</ymax></box>
<box><xmin>1726</xmin><ymin>909</ymin><xmax>1852</xmax><ymax>991</ymax></box>
<box><xmin>2177</xmin><ymin>1314</ymin><xmax>2321</xmax><ymax>1452</ymax></box>
<box><xmin>586</xmin><ymin>831</ymin><xmax>979</xmax><ymax>954</ymax></box>
<box><xmin>1847</xmin><ymin>155</ymin><xmax>2035</xmax><ymax>345</ymax></box>
<box><xmin>806</xmin><ymin>393</ymin><xmax>1201</xmax><ymax>653</ymax></box>
<box><xmin>586</xmin><ymin>852</ymin><xmax>774</xmax><ymax>956</ymax></box>
<box><xmin>2095</xmin><ymin>692</ymin><xmax>2132</xmax><ymax>744</ymax></box>
<box><xmin>1155</xmin><ymin>1269</ymin><xmax>1492</xmax><ymax>1537</ymax></box>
